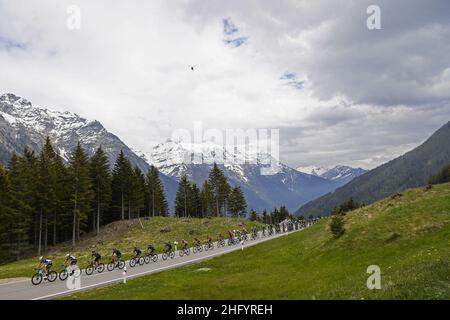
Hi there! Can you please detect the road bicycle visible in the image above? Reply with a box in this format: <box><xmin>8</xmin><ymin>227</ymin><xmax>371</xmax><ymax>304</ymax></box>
<box><xmin>144</xmin><ymin>252</ymin><xmax>158</xmax><ymax>264</ymax></box>
<box><xmin>85</xmin><ymin>260</ymin><xmax>105</xmax><ymax>275</ymax></box>
<box><xmin>217</xmin><ymin>238</ymin><xmax>226</xmax><ymax>248</ymax></box>
<box><xmin>31</xmin><ymin>268</ymin><xmax>57</xmax><ymax>285</ymax></box>
<box><xmin>162</xmin><ymin>248</ymin><xmax>175</xmax><ymax>260</ymax></box>
<box><xmin>179</xmin><ymin>246</ymin><xmax>190</xmax><ymax>257</ymax></box>
<box><xmin>107</xmin><ymin>258</ymin><xmax>125</xmax><ymax>271</ymax></box>
<box><xmin>58</xmin><ymin>264</ymin><xmax>81</xmax><ymax>281</ymax></box>
<box><xmin>129</xmin><ymin>255</ymin><xmax>145</xmax><ymax>267</ymax></box>
<box><xmin>204</xmin><ymin>241</ymin><xmax>214</xmax><ymax>251</ymax></box>
<box><xmin>192</xmin><ymin>242</ymin><xmax>203</xmax><ymax>253</ymax></box>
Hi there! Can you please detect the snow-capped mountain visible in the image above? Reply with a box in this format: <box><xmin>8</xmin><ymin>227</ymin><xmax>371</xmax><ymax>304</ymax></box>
<box><xmin>142</xmin><ymin>140</ymin><xmax>342</xmax><ymax>211</ymax></box>
<box><xmin>297</xmin><ymin>165</ymin><xmax>367</xmax><ymax>185</ymax></box>
<box><xmin>0</xmin><ymin>93</ymin><xmax>150</xmax><ymax>173</ymax></box>
<box><xmin>296</xmin><ymin>166</ymin><xmax>330</xmax><ymax>177</ymax></box>
<box><xmin>0</xmin><ymin>93</ymin><xmax>344</xmax><ymax>212</ymax></box>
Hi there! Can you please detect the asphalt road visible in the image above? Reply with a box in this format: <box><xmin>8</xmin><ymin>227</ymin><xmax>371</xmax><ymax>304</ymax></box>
<box><xmin>0</xmin><ymin>227</ymin><xmax>304</xmax><ymax>300</ymax></box>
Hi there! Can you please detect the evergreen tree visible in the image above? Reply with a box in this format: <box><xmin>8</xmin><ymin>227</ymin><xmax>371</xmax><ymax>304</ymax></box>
<box><xmin>145</xmin><ymin>165</ymin><xmax>168</xmax><ymax>217</ymax></box>
<box><xmin>228</xmin><ymin>186</ymin><xmax>247</xmax><ymax>218</ymax></box>
<box><xmin>36</xmin><ymin>138</ymin><xmax>58</xmax><ymax>254</ymax></box>
<box><xmin>0</xmin><ymin>164</ymin><xmax>18</xmax><ymax>261</ymax></box>
<box><xmin>130</xmin><ymin>166</ymin><xmax>145</xmax><ymax>218</ymax></box>
<box><xmin>249</xmin><ymin>209</ymin><xmax>258</xmax><ymax>221</ymax></box>
<box><xmin>200</xmin><ymin>180</ymin><xmax>214</xmax><ymax>217</ymax></box>
<box><xmin>262</xmin><ymin>210</ymin><xmax>268</xmax><ymax>224</ymax></box>
<box><xmin>190</xmin><ymin>183</ymin><xmax>202</xmax><ymax>217</ymax></box>
<box><xmin>207</xmin><ymin>163</ymin><xmax>230</xmax><ymax>216</ymax></box>
<box><xmin>89</xmin><ymin>147</ymin><xmax>111</xmax><ymax>234</ymax></box>
<box><xmin>175</xmin><ymin>175</ymin><xmax>191</xmax><ymax>217</ymax></box>
<box><xmin>68</xmin><ymin>142</ymin><xmax>94</xmax><ymax>247</ymax></box>
<box><xmin>7</xmin><ymin>153</ymin><xmax>32</xmax><ymax>259</ymax></box>
<box><xmin>111</xmin><ymin>151</ymin><xmax>133</xmax><ymax>220</ymax></box>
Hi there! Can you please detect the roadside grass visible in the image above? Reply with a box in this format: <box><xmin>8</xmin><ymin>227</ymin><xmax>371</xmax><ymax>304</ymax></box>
<box><xmin>0</xmin><ymin>217</ymin><xmax>262</xmax><ymax>279</ymax></box>
<box><xmin>67</xmin><ymin>183</ymin><xmax>450</xmax><ymax>300</ymax></box>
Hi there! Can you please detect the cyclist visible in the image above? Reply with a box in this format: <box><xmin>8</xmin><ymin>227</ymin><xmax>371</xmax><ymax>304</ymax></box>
<box><xmin>91</xmin><ymin>250</ymin><xmax>101</xmax><ymax>267</ymax></box>
<box><xmin>147</xmin><ymin>244</ymin><xmax>156</xmax><ymax>256</ymax></box>
<box><xmin>37</xmin><ymin>256</ymin><xmax>53</xmax><ymax>278</ymax></box>
<box><xmin>65</xmin><ymin>253</ymin><xmax>77</xmax><ymax>266</ymax></box>
<box><xmin>112</xmin><ymin>248</ymin><xmax>122</xmax><ymax>263</ymax></box>
<box><xmin>181</xmin><ymin>239</ymin><xmax>188</xmax><ymax>250</ymax></box>
<box><xmin>164</xmin><ymin>242</ymin><xmax>173</xmax><ymax>253</ymax></box>
<box><xmin>227</xmin><ymin>230</ymin><xmax>233</xmax><ymax>240</ymax></box>
<box><xmin>206</xmin><ymin>234</ymin><xmax>213</xmax><ymax>244</ymax></box>
<box><xmin>218</xmin><ymin>233</ymin><xmax>224</xmax><ymax>241</ymax></box>
<box><xmin>193</xmin><ymin>237</ymin><xmax>201</xmax><ymax>247</ymax></box>
<box><xmin>133</xmin><ymin>247</ymin><xmax>142</xmax><ymax>259</ymax></box>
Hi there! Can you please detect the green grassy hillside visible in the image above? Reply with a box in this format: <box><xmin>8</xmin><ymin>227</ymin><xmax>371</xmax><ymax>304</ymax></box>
<box><xmin>68</xmin><ymin>183</ymin><xmax>450</xmax><ymax>300</ymax></box>
<box><xmin>0</xmin><ymin>217</ymin><xmax>261</xmax><ymax>280</ymax></box>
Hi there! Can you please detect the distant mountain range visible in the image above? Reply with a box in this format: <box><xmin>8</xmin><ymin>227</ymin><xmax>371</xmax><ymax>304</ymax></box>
<box><xmin>296</xmin><ymin>165</ymin><xmax>367</xmax><ymax>185</ymax></box>
<box><xmin>296</xmin><ymin>120</ymin><xmax>450</xmax><ymax>216</ymax></box>
<box><xmin>0</xmin><ymin>93</ymin><xmax>360</xmax><ymax>213</ymax></box>
<box><xmin>137</xmin><ymin>139</ymin><xmax>343</xmax><ymax>211</ymax></box>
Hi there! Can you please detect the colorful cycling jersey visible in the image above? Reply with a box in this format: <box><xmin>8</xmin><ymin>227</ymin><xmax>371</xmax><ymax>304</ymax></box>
<box><xmin>41</xmin><ymin>259</ymin><xmax>52</xmax><ymax>266</ymax></box>
<box><xmin>113</xmin><ymin>250</ymin><xmax>122</xmax><ymax>257</ymax></box>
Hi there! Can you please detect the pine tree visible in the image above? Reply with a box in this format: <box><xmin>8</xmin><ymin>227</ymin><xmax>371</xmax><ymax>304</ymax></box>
<box><xmin>36</xmin><ymin>138</ymin><xmax>58</xmax><ymax>255</ymax></box>
<box><xmin>89</xmin><ymin>147</ymin><xmax>111</xmax><ymax>234</ymax></box>
<box><xmin>207</xmin><ymin>163</ymin><xmax>230</xmax><ymax>216</ymax></box>
<box><xmin>7</xmin><ymin>153</ymin><xmax>33</xmax><ymax>259</ymax></box>
<box><xmin>111</xmin><ymin>151</ymin><xmax>133</xmax><ymax>220</ymax></box>
<box><xmin>145</xmin><ymin>165</ymin><xmax>168</xmax><ymax>217</ymax></box>
<box><xmin>228</xmin><ymin>186</ymin><xmax>247</xmax><ymax>218</ymax></box>
<box><xmin>0</xmin><ymin>164</ymin><xmax>18</xmax><ymax>261</ymax></box>
<box><xmin>175</xmin><ymin>175</ymin><xmax>191</xmax><ymax>217</ymax></box>
<box><xmin>68</xmin><ymin>142</ymin><xmax>94</xmax><ymax>247</ymax></box>
<box><xmin>249</xmin><ymin>209</ymin><xmax>258</xmax><ymax>221</ymax></box>
<box><xmin>190</xmin><ymin>183</ymin><xmax>202</xmax><ymax>217</ymax></box>
<box><xmin>200</xmin><ymin>180</ymin><xmax>214</xmax><ymax>217</ymax></box>
<box><xmin>130</xmin><ymin>166</ymin><xmax>145</xmax><ymax>219</ymax></box>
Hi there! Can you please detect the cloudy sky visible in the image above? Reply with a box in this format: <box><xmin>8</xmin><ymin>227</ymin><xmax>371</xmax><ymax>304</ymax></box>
<box><xmin>1</xmin><ymin>0</ymin><xmax>449</xmax><ymax>169</ymax></box>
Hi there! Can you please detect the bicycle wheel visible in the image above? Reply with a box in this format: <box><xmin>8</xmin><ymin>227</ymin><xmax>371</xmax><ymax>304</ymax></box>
<box><xmin>162</xmin><ymin>253</ymin><xmax>168</xmax><ymax>260</ymax></box>
<box><xmin>31</xmin><ymin>273</ymin><xmax>43</xmax><ymax>285</ymax></box>
<box><xmin>144</xmin><ymin>256</ymin><xmax>150</xmax><ymax>264</ymax></box>
<box><xmin>193</xmin><ymin>247</ymin><xmax>197</xmax><ymax>253</ymax></box>
<box><xmin>198</xmin><ymin>246</ymin><xmax>203</xmax><ymax>252</ymax></box>
<box><xmin>85</xmin><ymin>266</ymin><xmax>94</xmax><ymax>275</ymax></box>
<box><xmin>139</xmin><ymin>257</ymin><xmax>144</xmax><ymax>265</ymax></box>
<box><xmin>130</xmin><ymin>258</ymin><xmax>136</xmax><ymax>267</ymax></box>
<box><xmin>59</xmin><ymin>269</ymin><xmax>68</xmax><ymax>281</ymax></box>
<box><xmin>118</xmin><ymin>260</ymin><xmax>125</xmax><ymax>269</ymax></box>
<box><xmin>151</xmin><ymin>254</ymin><xmax>158</xmax><ymax>263</ymax></box>
<box><xmin>107</xmin><ymin>262</ymin><xmax>115</xmax><ymax>271</ymax></box>
<box><xmin>97</xmin><ymin>263</ymin><xmax>105</xmax><ymax>273</ymax></box>
<box><xmin>179</xmin><ymin>250</ymin><xmax>184</xmax><ymax>257</ymax></box>
<box><xmin>48</xmin><ymin>271</ymin><xmax>58</xmax><ymax>282</ymax></box>
<box><xmin>169</xmin><ymin>251</ymin><xmax>175</xmax><ymax>259</ymax></box>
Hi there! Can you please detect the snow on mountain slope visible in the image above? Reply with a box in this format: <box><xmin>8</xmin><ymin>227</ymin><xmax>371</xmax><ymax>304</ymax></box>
<box><xmin>296</xmin><ymin>166</ymin><xmax>329</xmax><ymax>177</ymax></box>
<box><xmin>142</xmin><ymin>140</ymin><xmax>341</xmax><ymax>211</ymax></box>
<box><xmin>297</xmin><ymin>165</ymin><xmax>367</xmax><ymax>185</ymax></box>
<box><xmin>320</xmin><ymin>165</ymin><xmax>367</xmax><ymax>184</ymax></box>
<box><xmin>0</xmin><ymin>93</ymin><xmax>148</xmax><ymax>172</ymax></box>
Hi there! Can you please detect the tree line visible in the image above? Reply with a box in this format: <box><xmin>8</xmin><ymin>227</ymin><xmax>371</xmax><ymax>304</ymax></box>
<box><xmin>0</xmin><ymin>140</ymin><xmax>257</xmax><ymax>262</ymax></box>
<box><xmin>0</xmin><ymin>138</ymin><xmax>168</xmax><ymax>261</ymax></box>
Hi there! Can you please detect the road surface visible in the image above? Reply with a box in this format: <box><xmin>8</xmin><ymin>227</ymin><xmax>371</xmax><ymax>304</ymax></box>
<box><xmin>0</xmin><ymin>227</ymin><xmax>304</xmax><ymax>300</ymax></box>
